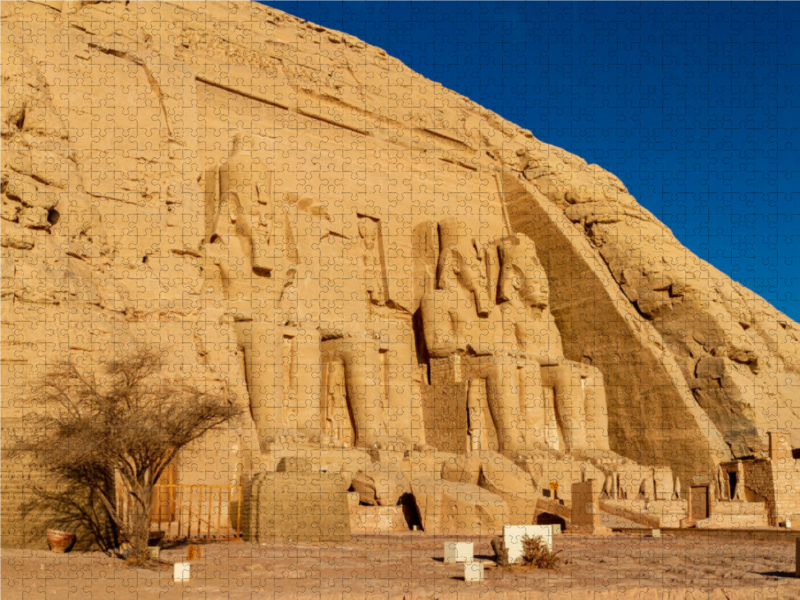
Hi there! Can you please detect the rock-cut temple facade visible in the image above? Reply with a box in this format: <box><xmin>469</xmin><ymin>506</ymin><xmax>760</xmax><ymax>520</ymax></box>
<box><xmin>2</xmin><ymin>1</ymin><xmax>800</xmax><ymax>545</ymax></box>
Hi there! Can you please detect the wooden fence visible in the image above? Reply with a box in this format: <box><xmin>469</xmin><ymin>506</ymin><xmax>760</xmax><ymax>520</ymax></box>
<box><xmin>117</xmin><ymin>483</ymin><xmax>243</xmax><ymax>541</ymax></box>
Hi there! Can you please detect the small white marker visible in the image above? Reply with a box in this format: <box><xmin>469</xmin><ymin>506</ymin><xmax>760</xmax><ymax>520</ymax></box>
<box><xmin>464</xmin><ymin>561</ymin><xmax>484</xmax><ymax>582</ymax></box>
<box><xmin>174</xmin><ymin>562</ymin><xmax>190</xmax><ymax>582</ymax></box>
<box><xmin>444</xmin><ymin>542</ymin><xmax>473</xmax><ymax>564</ymax></box>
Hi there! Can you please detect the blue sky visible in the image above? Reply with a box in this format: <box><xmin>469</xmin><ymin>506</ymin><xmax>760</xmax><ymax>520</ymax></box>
<box><xmin>266</xmin><ymin>1</ymin><xmax>799</xmax><ymax>322</ymax></box>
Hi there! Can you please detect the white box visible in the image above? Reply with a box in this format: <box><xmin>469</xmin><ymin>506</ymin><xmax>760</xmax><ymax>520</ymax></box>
<box><xmin>464</xmin><ymin>561</ymin><xmax>484</xmax><ymax>582</ymax></box>
<box><xmin>652</xmin><ymin>529</ymin><xmax>661</xmax><ymax>538</ymax></box>
<box><xmin>444</xmin><ymin>541</ymin><xmax>473</xmax><ymax>564</ymax></box>
<box><xmin>504</xmin><ymin>525</ymin><xmax>553</xmax><ymax>564</ymax></box>
<box><xmin>173</xmin><ymin>562</ymin><xmax>191</xmax><ymax>582</ymax></box>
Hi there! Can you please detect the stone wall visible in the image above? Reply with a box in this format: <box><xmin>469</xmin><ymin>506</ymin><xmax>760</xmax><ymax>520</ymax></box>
<box><xmin>739</xmin><ymin>432</ymin><xmax>800</xmax><ymax>526</ymax></box>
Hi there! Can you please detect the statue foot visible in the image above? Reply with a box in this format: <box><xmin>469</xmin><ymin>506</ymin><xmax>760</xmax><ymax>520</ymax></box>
<box><xmin>264</xmin><ymin>429</ymin><xmax>304</xmax><ymax>447</ymax></box>
<box><xmin>413</xmin><ymin>443</ymin><xmax>436</xmax><ymax>452</ymax></box>
<box><xmin>358</xmin><ymin>439</ymin><xmax>395</xmax><ymax>451</ymax></box>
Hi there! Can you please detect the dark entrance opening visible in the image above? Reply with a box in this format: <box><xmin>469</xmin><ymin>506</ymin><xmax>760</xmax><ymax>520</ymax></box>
<box><xmin>536</xmin><ymin>512</ymin><xmax>567</xmax><ymax>531</ymax></box>
<box><xmin>728</xmin><ymin>471</ymin><xmax>738</xmax><ymax>500</ymax></box>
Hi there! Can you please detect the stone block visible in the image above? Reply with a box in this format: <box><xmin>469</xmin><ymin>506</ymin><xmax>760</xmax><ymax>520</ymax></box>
<box><xmin>478</xmin><ymin>453</ymin><xmax>539</xmax><ymax>524</ymax></box>
<box><xmin>441</xmin><ymin>453</ymin><xmax>481</xmax><ymax>485</ymax></box>
<box><xmin>243</xmin><ymin>471</ymin><xmax>351</xmax><ymax>543</ymax></box>
<box><xmin>174</xmin><ymin>563</ymin><xmax>190</xmax><ymax>582</ymax></box>
<box><xmin>351</xmin><ymin>460</ymin><xmax>410</xmax><ymax>506</ymax></box>
<box><xmin>444</xmin><ymin>542</ymin><xmax>473</xmax><ymax>564</ymax></box>
<box><xmin>412</xmin><ymin>476</ymin><xmax>507</xmax><ymax>535</ymax></box>
<box><xmin>504</xmin><ymin>525</ymin><xmax>553</xmax><ymax>564</ymax></box>
<box><xmin>652</xmin><ymin>529</ymin><xmax>661</xmax><ymax>538</ymax></box>
<box><xmin>464</xmin><ymin>561</ymin><xmax>484</xmax><ymax>582</ymax></box>
<box><xmin>571</xmin><ymin>479</ymin><xmax>610</xmax><ymax>534</ymax></box>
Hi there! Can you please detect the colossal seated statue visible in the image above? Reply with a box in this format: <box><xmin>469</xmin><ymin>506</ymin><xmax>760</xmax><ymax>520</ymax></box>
<box><xmin>420</xmin><ymin>217</ymin><xmax>528</xmax><ymax>455</ymax></box>
<box><xmin>319</xmin><ymin>327</ymin><xmax>389</xmax><ymax>450</ymax></box>
<box><xmin>496</xmin><ymin>236</ymin><xmax>610</xmax><ymax>453</ymax></box>
<box><xmin>209</xmin><ymin>132</ymin><xmax>291</xmax><ymax>449</ymax></box>
<box><xmin>216</xmin><ymin>164</ymin><xmax>426</xmax><ymax>453</ymax></box>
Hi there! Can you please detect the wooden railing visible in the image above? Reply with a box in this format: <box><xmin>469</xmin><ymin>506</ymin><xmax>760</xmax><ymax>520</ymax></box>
<box><xmin>118</xmin><ymin>484</ymin><xmax>243</xmax><ymax>541</ymax></box>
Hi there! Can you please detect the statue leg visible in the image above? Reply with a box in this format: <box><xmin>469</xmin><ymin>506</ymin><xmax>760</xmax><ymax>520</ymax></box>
<box><xmin>386</xmin><ymin>333</ymin><xmax>427</xmax><ymax>450</ymax></box>
<box><xmin>483</xmin><ymin>356</ymin><xmax>525</xmax><ymax>454</ymax></box>
<box><xmin>543</xmin><ymin>364</ymin><xmax>588</xmax><ymax>452</ymax></box>
<box><xmin>339</xmin><ymin>336</ymin><xmax>388</xmax><ymax>449</ymax></box>
<box><xmin>520</xmin><ymin>362</ymin><xmax>547</xmax><ymax>450</ymax></box>
<box><xmin>467</xmin><ymin>378</ymin><xmax>483</xmax><ymax>450</ymax></box>
<box><xmin>235</xmin><ymin>321</ymin><xmax>285</xmax><ymax>448</ymax></box>
<box><xmin>293</xmin><ymin>326</ymin><xmax>322</xmax><ymax>441</ymax></box>
<box><xmin>582</xmin><ymin>366</ymin><xmax>610</xmax><ymax>451</ymax></box>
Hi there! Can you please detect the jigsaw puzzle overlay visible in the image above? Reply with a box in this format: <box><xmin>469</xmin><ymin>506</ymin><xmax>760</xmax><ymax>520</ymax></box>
<box><xmin>2</xmin><ymin>1</ymin><xmax>800</xmax><ymax>598</ymax></box>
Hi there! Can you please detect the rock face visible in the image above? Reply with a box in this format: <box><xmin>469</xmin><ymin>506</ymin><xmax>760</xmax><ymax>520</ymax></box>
<box><xmin>2</xmin><ymin>0</ymin><xmax>799</xmax><ymax>546</ymax></box>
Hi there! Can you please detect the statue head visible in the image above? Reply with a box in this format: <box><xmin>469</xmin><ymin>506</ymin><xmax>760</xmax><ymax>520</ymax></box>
<box><xmin>218</xmin><ymin>131</ymin><xmax>280</xmax><ymax>281</ymax></box>
<box><xmin>437</xmin><ymin>217</ymin><xmax>491</xmax><ymax>316</ymax></box>
<box><xmin>498</xmin><ymin>236</ymin><xmax>549</xmax><ymax>309</ymax></box>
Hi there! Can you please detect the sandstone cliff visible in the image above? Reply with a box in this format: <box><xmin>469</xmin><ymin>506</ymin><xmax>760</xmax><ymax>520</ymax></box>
<box><xmin>2</xmin><ymin>0</ymin><xmax>798</xmax><ymax>492</ymax></box>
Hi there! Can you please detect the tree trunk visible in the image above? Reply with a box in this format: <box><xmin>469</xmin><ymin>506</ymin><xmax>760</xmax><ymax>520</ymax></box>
<box><xmin>125</xmin><ymin>492</ymin><xmax>152</xmax><ymax>565</ymax></box>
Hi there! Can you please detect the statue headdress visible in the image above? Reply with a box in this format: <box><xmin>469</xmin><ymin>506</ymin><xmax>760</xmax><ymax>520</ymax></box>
<box><xmin>497</xmin><ymin>235</ymin><xmax>545</xmax><ymax>302</ymax></box>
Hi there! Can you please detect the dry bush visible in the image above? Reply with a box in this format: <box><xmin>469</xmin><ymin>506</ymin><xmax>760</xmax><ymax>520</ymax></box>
<box><xmin>491</xmin><ymin>534</ymin><xmax>562</xmax><ymax>570</ymax></box>
<box><xmin>520</xmin><ymin>534</ymin><xmax>562</xmax><ymax>570</ymax></box>
<box><xmin>11</xmin><ymin>344</ymin><xmax>241</xmax><ymax>564</ymax></box>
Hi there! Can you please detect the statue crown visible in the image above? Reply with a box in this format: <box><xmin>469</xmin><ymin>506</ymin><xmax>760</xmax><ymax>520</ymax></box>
<box><xmin>499</xmin><ymin>236</ymin><xmax>537</xmax><ymax>268</ymax></box>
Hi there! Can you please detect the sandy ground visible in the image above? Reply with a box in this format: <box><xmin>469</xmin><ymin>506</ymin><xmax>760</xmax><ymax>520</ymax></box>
<box><xmin>3</xmin><ymin>532</ymin><xmax>799</xmax><ymax>600</ymax></box>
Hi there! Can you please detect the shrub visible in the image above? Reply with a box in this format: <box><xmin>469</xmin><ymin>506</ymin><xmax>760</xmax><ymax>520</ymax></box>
<box><xmin>520</xmin><ymin>534</ymin><xmax>562</xmax><ymax>570</ymax></box>
<box><xmin>491</xmin><ymin>534</ymin><xmax>562</xmax><ymax>570</ymax></box>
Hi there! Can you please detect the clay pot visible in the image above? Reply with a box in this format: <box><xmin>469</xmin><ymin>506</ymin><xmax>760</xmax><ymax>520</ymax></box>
<box><xmin>46</xmin><ymin>529</ymin><xmax>76</xmax><ymax>553</ymax></box>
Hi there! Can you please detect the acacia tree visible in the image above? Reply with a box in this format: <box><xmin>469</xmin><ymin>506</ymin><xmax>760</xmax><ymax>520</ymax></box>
<box><xmin>12</xmin><ymin>345</ymin><xmax>241</xmax><ymax>564</ymax></box>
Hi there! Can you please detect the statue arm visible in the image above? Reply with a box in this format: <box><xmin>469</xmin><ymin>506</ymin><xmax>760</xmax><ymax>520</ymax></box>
<box><xmin>533</xmin><ymin>316</ymin><xmax>567</xmax><ymax>365</ymax></box>
<box><xmin>496</xmin><ymin>304</ymin><xmax>524</xmax><ymax>358</ymax></box>
<box><xmin>421</xmin><ymin>293</ymin><xmax>461</xmax><ymax>357</ymax></box>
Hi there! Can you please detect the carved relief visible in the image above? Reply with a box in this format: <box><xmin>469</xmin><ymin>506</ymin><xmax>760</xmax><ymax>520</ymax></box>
<box><xmin>358</xmin><ymin>215</ymin><xmax>387</xmax><ymax>306</ymax></box>
<box><xmin>179</xmin><ymin>28</ymin><xmax>281</xmax><ymax>77</ymax></box>
<box><xmin>322</xmin><ymin>361</ymin><xmax>352</xmax><ymax>447</ymax></box>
